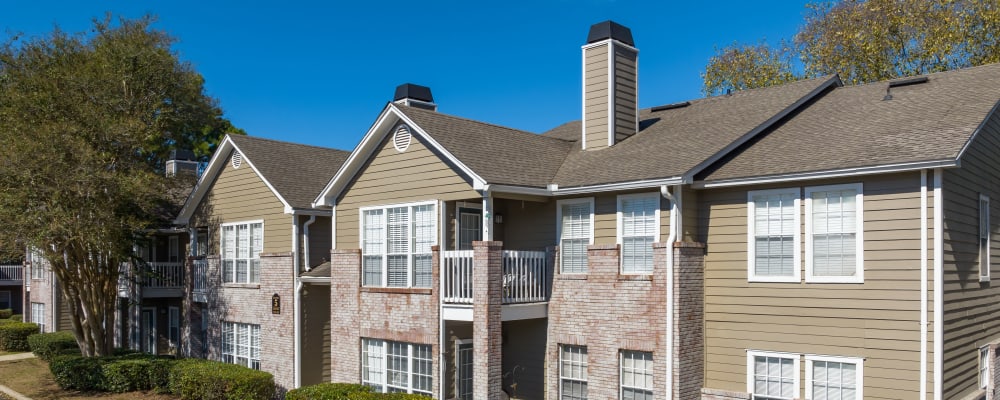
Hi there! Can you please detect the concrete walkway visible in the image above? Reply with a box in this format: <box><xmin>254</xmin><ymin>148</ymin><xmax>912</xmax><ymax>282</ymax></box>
<box><xmin>0</xmin><ymin>353</ymin><xmax>35</xmax><ymax>400</ymax></box>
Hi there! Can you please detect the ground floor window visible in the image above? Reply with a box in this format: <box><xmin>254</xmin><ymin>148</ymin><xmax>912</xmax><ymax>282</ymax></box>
<box><xmin>168</xmin><ymin>307</ymin><xmax>180</xmax><ymax>350</ymax></box>
<box><xmin>805</xmin><ymin>355</ymin><xmax>862</xmax><ymax>400</ymax></box>
<box><xmin>748</xmin><ymin>351</ymin><xmax>863</xmax><ymax>400</ymax></box>
<box><xmin>747</xmin><ymin>351</ymin><xmax>798</xmax><ymax>400</ymax></box>
<box><xmin>361</xmin><ymin>338</ymin><xmax>432</xmax><ymax>395</ymax></box>
<box><xmin>620</xmin><ymin>350</ymin><xmax>653</xmax><ymax>400</ymax></box>
<box><xmin>221</xmin><ymin>321</ymin><xmax>260</xmax><ymax>370</ymax></box>
<box><xmin>31</xmin><ymin>302</ymin><xmax>45</xmax><ymax>333</ymax></box>
<box><xmin>0</xmin><ymin>291</ymin><xmax>9</xmax><ymax>309</ymax></box>
<box><xmin>560</xmin><ymin>344</ymin><xmax>588</xmax><ymax>400</ymax></box>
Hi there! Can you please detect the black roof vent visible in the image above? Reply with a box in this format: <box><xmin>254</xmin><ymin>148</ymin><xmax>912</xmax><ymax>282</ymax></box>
<box><xmin>651</xmin><ymin>101</ymin><xmax>691</xmax><ymax>112</ymax></box>
<box><xmin>586</xmin><ymin>20</ymin><xmax>634</xmax><ymax>46</ymax></box>
<box><xmin>888</xmin><ymin>76</ymin><xmax>929</xmax><ymax>88</ymax></box>
<box><xmin>169</xmin><ymin>149</ymin><xmax>196</xmax><ymax>161</ymax></box>
<box><xmin>394</xmin><ymin>83</ymin><xmax>434</xmax><ymax>103</ymax></box>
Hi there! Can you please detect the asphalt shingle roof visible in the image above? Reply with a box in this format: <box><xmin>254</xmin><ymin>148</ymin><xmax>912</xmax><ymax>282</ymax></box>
<box><xmin>229</xmin><ymin>135</ymin><xmax>350</xmax><ymax>208</ymax></box>
<box><xmin>700</xmin><ymin>63</ymin><xmax>1000</xmax><ymax>182</ymax></box>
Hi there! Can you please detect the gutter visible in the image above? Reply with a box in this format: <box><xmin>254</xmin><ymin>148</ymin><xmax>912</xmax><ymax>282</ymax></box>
<box><xmin>933</xmin><ymin>169</ymin><xmax>943</xmax><ymax>400</ymax></box>
<box><xmin>303</xmin><ymin>216</ymin><xmax>317</xmax><ymax>271</ymax></box>
<box><xmin>660</xmin><ymin>185</ymin><xmax>679</xmax><ymax>399</ymax></box>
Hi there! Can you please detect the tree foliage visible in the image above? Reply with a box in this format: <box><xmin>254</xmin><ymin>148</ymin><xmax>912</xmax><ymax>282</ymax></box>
<box><xmin>0</xmin><ymin>15</ymin><xmax>238</xmax><ymax>356</ymax></box>
<box><xmin>703</xmin><ymin>42</ymin><xmax>799</xmax><ymax>96</ymax></box>
<box><xmin>703</xmin><ymin>0</ymin><xmax>1000</xmax><ymax>94</ymax></box>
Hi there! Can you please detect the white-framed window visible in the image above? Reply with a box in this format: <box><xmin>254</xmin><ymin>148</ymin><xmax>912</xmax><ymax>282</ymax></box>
<box><xmin>360</xmin><ymin>201</ymin><xmax>436</xmax><ymax>288</ymax></box>
<box><xmin>168</xmin><ymin>236</ymin><xmax>180</xmax><ymax>263</ymax></box>
<box><xmin>221</xmin><ymin>221</ymin><xmax>263</xmax><ymax>284</ymax></box>
<box><xmin>31</xmin><ymin>302</ymin><xmax>45</xmax><ymax>333</ymax></box>
<box><xmin>221</xmin><ymin>321</ymin><xmax>260</xmax><ymax>370</ymax></box>
<box><xmin>361</xmin><ymin>338</ymin><xmax>432</xmax><ymax>395</ymax></box>
<box><xmin>747</xmin><ymin>350</ymin><xmax>800</xmax><ymax>400</ymax></box>
<box><xmin>168</xmin><ymin>307</ymin><xmax>180</xmax><ymax>349</ymax></box>
<box><xmin>560</xmin><ymin>344</ymin><xmax>588</xmax><ymax>400</ymax></box>
<box><xmin>748</xmin><ymin>188</ymin><xmax>801</xmax><ymax>282</ymax></box>
<box><xmin>31</xmin><ymin>262</ymin><xmax>44</xmax><ymax>280</ymax></box>
<box><xmin>0</xmin><ymin>291</ymin><xmax>9</xmax><ymax>310</ymax></box>
<box><xmin>805</xmin><ymin>183</ymin><xmax>864</xmax><ymax>283</ymax></box>
<box><xmin>805</xmin><ymin>355</ymin><xmax>863</xmax><ymax>400</ymax></box>
<box><xmin>618</xmin><ymin>193</ymin><xmax>660</xmax><ymax>274</ymax></box>
<box><xmin>980</xmin><ymin>194</ymin><xmax>991</xmax><ymax>282</ymax></box>
<box><xmin>981</xmin><ymin>346</ymin><xmax>991</xmax><ymax>389</ymax></box>
<box><xmin>620</xmin><ymin>350</ymin><xmax>653</xmax><ymax>400</ymax></box>
<box><xmin>558</xmin><ymin>198</ymin><xmax>594</xmax><ymax>274</ymax></box>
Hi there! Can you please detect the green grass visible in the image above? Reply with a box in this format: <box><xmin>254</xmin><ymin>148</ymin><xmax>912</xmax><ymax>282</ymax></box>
<box><xmin>0</xmin><ymin>357</ymin><xmax>177</xmax><ymax>400</ymax></box>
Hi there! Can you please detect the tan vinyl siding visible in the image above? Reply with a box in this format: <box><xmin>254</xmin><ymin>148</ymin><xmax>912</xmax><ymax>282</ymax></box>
<box><xmin>335</xmin><ymin>132</ymin><xmax>480</xmax><ymax>249</ymax></box>
<box><xmin>554</xmin><ymin>191</ymin><xmax>672</xmax><ymax>247</ymax></box>
<box><xmin>299</xmin><ymin>215</ymin><xmax>332</xmax><ymax>268</ymax></box>
<box><xmin>495</xmin><ymin>198</ymin><xmax>556</xmax><ymax>251</ymax></box>
<box><xmin>501</xmin><ymin>319</ymin><xmax>547</xmax><ymax>399</ymax></box>
<box><xmin>941</xmin><ymin>109</ymin><xmax>1000</xmax><ymax>400</ymax></box>
<box><xmin>701</xmin><ymin>172</ymin><xmax>929</xmax><ymax>400</ymax></box>
<box><xmin>613</xmin><ymin>45</ymin><xmax>638</xmax><ymax>143</ymax></box>
<box><xmin>584</xmin><ymin>44</ymin><xmax>609</xmax><ymax>150</ymax></box>
<box><xmin>301</xmin><ymin>285</ymin><xmax>331</xmax><ymax>386</ymax></box>
<box><xmin>190</xmin><ymin>149</ymin><xmax>291</xmax><ymax>254</ymax></box>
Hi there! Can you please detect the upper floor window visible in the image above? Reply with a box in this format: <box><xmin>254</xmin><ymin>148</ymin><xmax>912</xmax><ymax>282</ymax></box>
<box><xmin>980</xmin><ymin>194</ymin><xmax>991</xmax><ymax>282</ymax></box>
<box><xmin>558</xmin><ymin>198</ymin><xmax>594</xmax><ymax>274</ymax></box>
<box><xmin>748</xmin><ymin>188</ymin><xmax>801</xmax><ymax>282</ymax></box>
<box><xmin>805</xmin><ymin>183</ymin><xmax>863</xmax><ymax>283</ymax></box>
<box><xmin>618</xmin><ymin>193</ymin><xmax>659</xmax><ymax>274</ymax></box>
<box><xmin>361</xmin><ymin>202</ymin><xmax>435</xmax><ymax>288</ymax></box>
<box><xmin>221</xmin><ymin>221</ymin><xmax>263</xmax><ymax>284</ymax></box>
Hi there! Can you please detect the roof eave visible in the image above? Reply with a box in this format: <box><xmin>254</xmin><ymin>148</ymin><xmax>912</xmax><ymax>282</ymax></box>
<box><xmin>693</xmin><ymin>159</ymin><xmax>959</xmax><ymax>189</ymax></box>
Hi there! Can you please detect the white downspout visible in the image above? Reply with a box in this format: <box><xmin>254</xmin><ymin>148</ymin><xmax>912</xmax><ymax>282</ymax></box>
<box><xmin>303</xmin><ymin>216</ymin><xmax>317</xmax><ymax>271</ymax></box>
<box><xmin>292</xmin><ymin>216</ymin><xmax>302</xmax><ymax>389</ymax></box>
<box><xmin>933</xmin><ymin>168</ymin><xmax>943</xmax><ymax>400</ymax></box>
<box><xmin>660</xmin><ymin>185</ymin><xmax>678</xmax><ymax>399</ymax></box>
<box><xmin>920</xmin><ymin>169</ymin><xmax>928</xmax><ymax>399</ymax></box>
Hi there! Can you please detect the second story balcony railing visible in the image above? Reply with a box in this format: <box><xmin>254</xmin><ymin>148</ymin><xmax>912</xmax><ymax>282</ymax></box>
<box><xmin>192</xmin><ymin>258</ymin><xmax>207</xmax><ymax>302</ymax></box>
<box><xmin>0</xmin><ymin>264</ymin><xmax>23</xmax><ymax>283</ymax></box>
<box><xmin>140</xmin><ymin>262</ymin><xmax>185</xmax><ymax>288</ymax></box>
<box><xmin>442</xmin><ymin>249</ymin><xmax>550</xmax><ymax>305</ymax></box>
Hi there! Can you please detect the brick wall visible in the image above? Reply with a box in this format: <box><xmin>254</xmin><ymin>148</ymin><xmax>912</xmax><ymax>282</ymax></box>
<box><xmin>329</xmin><ymin>248</ymin><xmax>441</xmax><ymax>395</ymax></box>
<box><xmin>674</xmin><ymin>242</ymin><xmax>705</xmax><ymax>400</ymax></box>
<box><xmin>26</xmin><ymin>257</ymin><xmax>54</xmax><ymax>332</ymax></box>
<box><xmin>205</xmin><ymin>252</ymin><xmax>296</xmax><ymax>393</ymax></box>
<box><xmin>472</xmin><ymin>241</ymin><xmax>503</xmax><ymax>400</ymax></box>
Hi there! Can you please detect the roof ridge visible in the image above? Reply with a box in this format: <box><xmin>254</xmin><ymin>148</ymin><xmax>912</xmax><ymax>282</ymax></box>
<box><xmin>396</xmin><ymin>104</ymin><xmax>576</xmax><ymax>144</ymax></box>
<box><xmin>230</xmin><ymin>133</ymin><xmax>351</xmax><ymax>154</ymax></box>
<box><xmin>679</xmin><ymin>74</ymin><xmax>837</xmax><ymax>106</ymax></box>
<box><xmin>838</xmin><ymin>61</ymin><xmax>1000</xmax><ymax>89</ymax></box>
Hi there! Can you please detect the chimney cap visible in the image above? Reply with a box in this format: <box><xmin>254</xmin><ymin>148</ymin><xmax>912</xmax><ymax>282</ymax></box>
<box><xmin>587</xmin><ymin>20</ymin><xmax>634</xmax><ymax>46</ymax></box>
<box><xmin>394</xmin><ymin>83</ymin><xmax>434</xmax><ymax>103</ymax></box>
<box><xmin>169</xmin><ymin>149</ymin><xmax>196</xmax><ymax>161</ymax></box>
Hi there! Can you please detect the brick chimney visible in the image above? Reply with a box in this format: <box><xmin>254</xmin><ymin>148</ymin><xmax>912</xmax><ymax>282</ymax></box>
<box><xmin>165</xmin><ymin>149</ymin><xmax>199</xmax><ymax>177</ymax></box>
<box><xmin>393</xmin><ymin>83</ymin><xmax>437</xmax><ymax>111</ymax></box>
<box><xmin>581</xmin><ymin>21</ymin><xmax>638</xmax><ymax>150</ymax></box>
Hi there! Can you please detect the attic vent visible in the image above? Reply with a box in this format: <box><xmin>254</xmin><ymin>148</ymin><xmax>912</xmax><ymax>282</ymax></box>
<box><xmin>888</xmin><ymin>76</ymin><xmax>929</xmax><ymax>87</ymax></box>
<box><xmin>393</xmin><ymin>125</ymin><xmax>412</xmax><ymax>152</ymax></box>
<box><xmin>650</xmin><ymin>101</ymin><xmax>691</xmax><ymax>112</ymax></box>
<box><xmin>231</xmin><ymin>151</ymin><xmax>243</xmax><ymax>169</ymax></box>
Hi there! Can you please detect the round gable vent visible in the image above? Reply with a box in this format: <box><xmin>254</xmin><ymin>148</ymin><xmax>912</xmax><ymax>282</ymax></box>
<box><xmin>393</xmin><ymin>125</ymin><xmax>412</xmax><ymax>152</ymax></box>
<box><xmin>231</xmin><ymin>151</ymin><xmax>243</xmax><ymax>169</ymax></box>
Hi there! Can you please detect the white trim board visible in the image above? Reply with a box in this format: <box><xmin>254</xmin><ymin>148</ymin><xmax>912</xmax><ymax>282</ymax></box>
<box><xmin>695</xmin><ymin>159</ymin><xmax>957</xmax><ymax>189</ymax></box>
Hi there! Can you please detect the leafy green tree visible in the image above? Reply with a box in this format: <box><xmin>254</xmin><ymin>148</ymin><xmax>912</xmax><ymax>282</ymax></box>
<box><xmin>703</xmin><ymin>0</ymin><xmax>1000</xmax><ymax>94</ymax></box>
<box><xmin>703</xmin><ymin>41</ymin><xmax>798</xmax><ymax>96</ymax></box>
<box><xmin>0</xmin><ymin>15</ymin><xmax>239</xmax><ymax>356</ymax></box>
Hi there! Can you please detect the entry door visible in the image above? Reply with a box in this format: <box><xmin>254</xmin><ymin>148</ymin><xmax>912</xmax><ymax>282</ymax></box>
<box><xmin>456</xmin><ymin>340</ymin><xmax>474</xmax><ymax>400</ymax></box>
<box><xmin>141</xmin><ymin>308</ymin><xmax>156</xmax><ymax>354</ymax></box>
<box><xmin>457</xmin><ymin>207</ymin><xmax>483</xmax><ymax>250</ymax></box>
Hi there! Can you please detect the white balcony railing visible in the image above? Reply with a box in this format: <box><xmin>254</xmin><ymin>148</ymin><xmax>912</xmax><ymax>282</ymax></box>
<box><xmin>441</xmin><ymin>249</ymin><xmax>549</xmax><ymax>305</ymax></box>
<box><xmin>141</xmin><ymin>262</ymin><xmax>185</xmax><ymax>288</ymax></box>
<box><xmin>193</xmin><ymin>258</ymin><xmax>207</xmax><ymax>293</ymax></box>
<box><xmin>0</xmin><ymin>264</ymin><xmax>23</xmax><ymax>282</ymax></box>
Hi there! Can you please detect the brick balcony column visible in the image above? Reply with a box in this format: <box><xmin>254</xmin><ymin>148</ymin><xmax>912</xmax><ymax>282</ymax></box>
<box><xmin>672</xmin><ymin>241</ymin><xmax>705</xmax><ymax>400</ymax></box>
<box><xmin>472</xmin><ymin>241</ymin><xmax>504</xmax><ymax>400</ymax></box>
<box><xmin>330</xmin><ymin>249</ymin><xmax>362</xmax><ymax>383</ymax></box>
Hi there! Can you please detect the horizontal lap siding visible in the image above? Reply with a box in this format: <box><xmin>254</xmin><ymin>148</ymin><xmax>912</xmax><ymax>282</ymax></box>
<box><xmin>192</xmin><ymin>149</ymin><xmax>290</xmax><ymax>254</ymax></box>
<box><xmin>584</xmin><ymin>44</ymin><xmax>609</xmax><ymax>150</ymax></box>
<box><xmin>335</xmin><ymin>132</ymin><xmax>479</xmax><ymax>249</ymax></box>
<box><xmin>942</xmin><ymin>109</ymin><xmax>1000</xmax><ymax>400</ymax></box>
<box><xmin>701</xmin><ymin>172</ymin><xmax>927</xmax><ymax>399</ymax></box>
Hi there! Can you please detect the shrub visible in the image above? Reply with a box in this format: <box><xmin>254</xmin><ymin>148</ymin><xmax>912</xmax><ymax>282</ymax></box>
<box><xmin>169</xmin><ymin>359</ymin><xmax>275</xmax><ymax>400</ymax></box>
<box><xmin>8</xmin><ymin>314</ymin><xmax>22</xmax><ymax>322</ymax></box>
<box><xmin>103</xmin><ymin>359</ymin><xmax>154</xmax><ymax>393</ymax></box>
<box><xmin>148</xmin><ymin>358</ymin><xmax>176</xmax><ymax>393</ymax></box>
<box><xmin>286</xmin><ymin>383</ymin><xmax>373</xmax><ymax>399</ymax></box>
<box><xmin>50</xmin><ymin>355</ymin><xmax>106</xmax><ymax>391</ymax></box>
<box><xmin>28</xmin><ymin>331</ymin><xmax>80</xmax><ymax>361</ymax></box>
<box><xmin>0</xmin><ymin>309</ymin><xmax>12</xmax><ymax>319</ymax></box>
<box><xmin>0</xmin><ymin>322</ymin><xmax>39</xmax><ymax>351</ymax></box>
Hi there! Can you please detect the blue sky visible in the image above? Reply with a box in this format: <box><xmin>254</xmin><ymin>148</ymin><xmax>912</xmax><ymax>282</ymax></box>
<box><xmin>5</xmin><ymin>1</ymin><xmax>812</xmax><ymax>151</ymax></box>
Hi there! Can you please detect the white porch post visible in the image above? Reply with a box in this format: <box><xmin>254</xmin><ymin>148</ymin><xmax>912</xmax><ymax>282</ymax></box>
<box><xmin>482</xmin><ymin>186</ymin><xmax>494</xmax><ymax>241</ymax></box>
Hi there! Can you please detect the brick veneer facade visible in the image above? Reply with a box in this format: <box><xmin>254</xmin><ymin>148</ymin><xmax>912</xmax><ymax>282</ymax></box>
<box><xmin>472</xmin><ymin>241</ymin><xmax>504</xmax><ymax>400</ymax></box>
<box><xmin>329</xmin><ymin>247</ymin><xmax>441</xmax><ymax>396</ymax></box>
<box><xmin>204</xmin><ymin>252</ymin><xmax>296</xmax><ymax>393</ymax></box>
<box><xmin>545</xmin><ymin>242</ymin><xmax>705</xmax><ymax>400</ymax></box>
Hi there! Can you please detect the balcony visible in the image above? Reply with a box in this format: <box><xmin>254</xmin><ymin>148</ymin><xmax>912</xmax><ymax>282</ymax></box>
<box><xmin>119</xmin><ymin>262</ymin><xmax>185</xmax><ymax>298</ymax></box>
<box><xmin>192</xmin><ymin>258</ymin><xmax>207</xmax><ymax>303</ymax></box>
<box><xmin>0</xmin><ymin>264</ymin><xmax>22</xmax><ymax>286</ymax></box>
<box><xmin>441</xmin><ymin>248</ymin><xmax>552</xmax><ymax>321</ymax></box>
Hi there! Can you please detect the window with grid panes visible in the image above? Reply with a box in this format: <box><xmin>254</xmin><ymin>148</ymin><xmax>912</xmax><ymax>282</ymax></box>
<box><xmin>361</xmin><ymin>203</ymin><xmax>434</xmax><ymax>288</ymax></box>
<box><xmin>749</xmin><ymin>352</ymin><xmax>798</xmax><ymax>400</ymax></box>
<box><xmin>980</xmin><ymin>194</ymin><xmax>991</xmax><ymax>282</ymax></box>
<box><xmin>806</xmin><ymin>356</ymin><xmax>861</xmax><ymax>400</ymax></box>
<box><xmin>619</xmin><ymin>194</ymin><xmax>658</xmax><ymax>274</ymax></box>
<box><xmin>748</xmin><ymin>189</ymin><xmax>800</xmax><ymax>281</ymax></box>
<box><xmin>560</xmin><ymin>345</ymin><xmax>588</xmax><ymax>400</ymax></box>
<box><xmin>221</xmin><ymin>222</ymin><xmax>262</xmax><ymax>283</ymax></box>
<box><xmin>221</xmin><ymin>322</ymin><xmax>260</xmax><ymax>370</ymax></box>
<box><xmin>981</xmin><ymin>346</ymin><xmax>990</xmax><ymax>389</ymax></box>
<box><xmin>620</xmin><ymin>350</ymin><xmax>653</xmax><ymax>400</ymax></box>
<box><xmin>559</xmin><ymin>199</ymin><xmax>593</xmax><ymax>274</ymax></box>
<box><xmin>806</xmin><ymin>184</ymin><xmax>863</xmax><ymax>282</ymax></box>
<box><xmin>31</xmin><ymin>303</ymin><xmax>45</xmax><ymax>333</ymax></box>
<box><xmin>361</xmin><ymin>339</ymin><xmax>432</xmax><ymax>395</ymax></box>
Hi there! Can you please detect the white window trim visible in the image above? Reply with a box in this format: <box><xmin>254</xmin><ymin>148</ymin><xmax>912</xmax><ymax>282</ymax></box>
<box><xmin>358</xmin><ymin>200</ymin><xmax>438</xmax><ymax>288</ymax></box>
<box><xmin>980</xmin><ymin>194</ymin><xmax>991</xmax><ymax>282</ymax></box>
<box><xmin>804</xmin><ymin>354</ymin><xmax>864</xmax><ymax>400</ymax></box>
<box><xmin>559</xmin><ymin>344</ymin><xmax>588</xmax><ymax>400</ymax></box>
<box><xmin>220</xmin><ymin>219</ymin><xmax>264</xmax><ymax>284</ymax></box>
<box><xmin>221</xmin><ymin>321</ymin><xmax>261</xmax><ymax>370</ymax></box>
<box><xmin>556</xmin><ymin>197</ymin><xmax>595</xmax><ymax>275</ymax></box>
<box><xmin>619</xmin><ymin>349</ymin><xmax>654</xmax><ymax>399</ymax></box>
<box><xmin>746</xmin><ymin>350</ymin><xmax>800</xmax><ymax>400</ymax></box>
<box><xmin>804</xmin><ymin>183</ymin><xmax>864</xmax><ymax>283</ymax></box>
<box><xmin>168</xmin><ymin>306</ymin><xmax>180</xmax><ymax>349</ymax></box>
<box><xmin>361</xmin><ymin>338</ymin><xmax>433</xmax><ymax>395</ymax></box>
<box><xmin>980</xmin><ymin>345</ymin><xmax>991</xmax><ymax>389</ymax></box>
<box><xmin>617</xmin><ymin>192</ymin><xmax>661</xmax><ymax>275</ymax></box>
<box><xmin>31</xmin><ymin>302</ymin><xmax>45</xmax><ymax>333</ymax></box>
<box><xmin>747</xmin><ymin>188</ymin><xmax>802</xmax><ymax>283</ymax></box>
